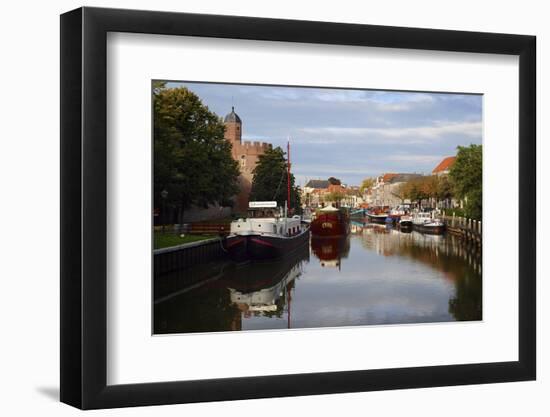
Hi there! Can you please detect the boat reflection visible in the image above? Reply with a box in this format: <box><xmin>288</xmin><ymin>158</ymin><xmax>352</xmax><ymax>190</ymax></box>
<box><xmin>154</xmin><ymin>242</ymin><xmax>309</xmax><ymax>333</ymax></box>
<box><xmin>227</xmin><ymin>245</ymin><xmax>308</xmax><ymax>320</ymax></box>
<box><xmin>310</xmin><ymin>235</ymin><xmax>350</xmax><ymax>269</ymax></box>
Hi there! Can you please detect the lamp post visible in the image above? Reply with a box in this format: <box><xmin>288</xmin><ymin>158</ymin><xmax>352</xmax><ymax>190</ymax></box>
<box><xmin>160</xmin><ymin>189</ymin><xmax>168</xmax><ymax>234</ymax></box>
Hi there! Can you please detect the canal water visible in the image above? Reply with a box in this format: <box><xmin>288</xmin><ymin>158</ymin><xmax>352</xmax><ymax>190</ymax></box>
<box><xmin>154</xmin><ymin>221</ymin><xmax>481</xmax><ymax>334</ymax></box>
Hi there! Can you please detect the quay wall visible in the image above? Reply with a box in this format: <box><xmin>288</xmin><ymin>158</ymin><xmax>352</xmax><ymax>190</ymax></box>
<box><xmin>154</xmin><ymin>238</ymin><xmax>229</xmax><ymax>275</ymax></box>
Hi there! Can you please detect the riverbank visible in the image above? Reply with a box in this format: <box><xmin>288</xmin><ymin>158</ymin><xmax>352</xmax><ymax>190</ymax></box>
<box><xmin>154</xmin><ymin>232</ymin><xmax>215</xmax><ymax>249</ymax></box>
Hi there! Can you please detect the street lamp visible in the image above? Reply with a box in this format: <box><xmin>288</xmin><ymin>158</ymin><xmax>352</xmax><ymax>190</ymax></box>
<box><xmin>160</xmin><ymin>189</ymin><xmax>168</xmax><ymax>234</ymax></box>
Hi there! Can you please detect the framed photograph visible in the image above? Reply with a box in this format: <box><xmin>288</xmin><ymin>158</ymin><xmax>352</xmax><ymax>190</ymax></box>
<box><xmin>60</xmin><ymin>7</ymin><xmax>536</xmax><ymax>409</ymax></box>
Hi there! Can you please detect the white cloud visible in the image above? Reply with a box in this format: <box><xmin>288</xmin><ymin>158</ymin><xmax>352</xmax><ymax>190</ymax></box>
<box><xmin>383</xmin><ymin>154</ymin><xmax>444</xmax><ymax>164</ymax></box>
<box><xmin>299</xmin><ymin>121</ymin><xmax>482</xmax><ymax>144</ymax></box>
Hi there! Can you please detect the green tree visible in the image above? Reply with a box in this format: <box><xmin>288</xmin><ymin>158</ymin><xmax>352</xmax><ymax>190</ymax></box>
<box><xmin>249</xmin><ymin>147</ymin><xmax>301</xmax><ymax>213</ymax></box>
<box><xmin>435</xmin><ymin>175</ymin><xmax>453</xmax><ymax>207</ymax></box>
<box><xmin>401</xmin><ymin>177</ymin><xmax>428</xmax><ymax>206</ymax></box>
<box><xmin>359</xmin><ymin>177</ymin><xmax>375</xmax><ymax>193</ymax></box>
<box><xmin>400</xmin><ymin>176</ymin><xmax>441</xmax><ymax>207</ymax></box>
<box><xmin>449</xmin><ymin>144</ymin><xmax>482</xmax><ymax>220</ymax></box>
<box><xmin>154</xmin><ymin>86</ymin><xmax>240</xmax><ymax>222</ymax></box>
<box><xmin>323</xmin><ymin>191</ymin><xmax>345</xmax><ymax>204</ymax></box>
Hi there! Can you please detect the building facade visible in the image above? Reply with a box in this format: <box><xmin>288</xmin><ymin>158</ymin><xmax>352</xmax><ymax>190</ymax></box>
<box><xmin>224</xmin><ymin>107</ymin><xmax>272</xmax><ymax>212</ymax></box>
<box><xmin>370</xmin><ymin>173</ymin><xmax>423</xmax><ymax>207</ymax></box>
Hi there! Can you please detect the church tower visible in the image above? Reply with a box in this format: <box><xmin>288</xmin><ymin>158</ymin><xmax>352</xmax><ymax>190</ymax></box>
<box><xmin>224</xmin><ymin>107</ymin><xmax>242</xmax><ymax>158</ymax></box>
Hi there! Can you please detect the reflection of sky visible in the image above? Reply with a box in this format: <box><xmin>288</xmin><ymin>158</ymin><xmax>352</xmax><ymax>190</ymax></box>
<box><xmin>165</xmin><ymin>81</ymin><xmax>482</xmax><ymax>186</ymax></box>
<box><xmin>242</xmin><ymin>234</ymin><xmax>456</xmax><ymax>330</ymax></box>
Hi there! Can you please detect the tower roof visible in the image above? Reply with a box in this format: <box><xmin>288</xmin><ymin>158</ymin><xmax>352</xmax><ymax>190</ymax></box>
<box><xmin>224</xmin><ymin>106</ymin><xmax>242</xmax><ymax>123</ymax></box>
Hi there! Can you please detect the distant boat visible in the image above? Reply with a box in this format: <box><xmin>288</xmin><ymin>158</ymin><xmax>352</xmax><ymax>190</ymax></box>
<box><xmin>412</xmin><ymin>212</ymin><xmax>445</xmax><ymax>235</ymax></box>
<box><xmin>366</xmin><ymin>207</ymin><xmax>388</xmax><ymax>224</ymax></box>
<box><xmin>399</xmin><ymin>215</ymin><xmax>413</xmax><ymax>229</ymax></box>
<box><xmin>387</xmin><ymin>205</ymin><xmax>410</xmax><ymax>224</ymax></box>
<box><xmin>310</xmin><ymin>205</ymin><xmax>350</xmax><ymax>237</ymax></box>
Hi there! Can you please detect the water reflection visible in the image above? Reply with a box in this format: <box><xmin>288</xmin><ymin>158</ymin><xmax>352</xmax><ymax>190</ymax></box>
<box><xmin>154</xmin><ymin>221</ymin><xmax>481</xmax><ymax>334</ymax></box>
<box><xmin>310</xmin><ymin>235</ymin><xmax>350</xmax><ymax>269</ymax></box>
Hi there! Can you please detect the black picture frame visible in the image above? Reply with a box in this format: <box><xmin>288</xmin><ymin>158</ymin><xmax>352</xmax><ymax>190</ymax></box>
<box><xmin>60</xmin><ymin>6</ymin><xmax>536</xmax><ymax>410</ymax></box>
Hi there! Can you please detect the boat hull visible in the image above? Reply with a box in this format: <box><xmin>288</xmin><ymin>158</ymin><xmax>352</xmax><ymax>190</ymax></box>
<box><xmin>226</xmin><ymin>228</ymin><xmax>310</xmax><ymax>262</ymax></box>
<box><xmin>366</xmin><ymin>214</ymin><xmax>387</xmax><ymax>224</ymax></box>
<box><xmin>412</xmin><ymin>223</ymin><xmax>445</xmax><ymax>235</ymax></box>
<box><xmin>311</xmin><ymin>213</ymin><xmax>349</xmax><ymax>237</ymax></box>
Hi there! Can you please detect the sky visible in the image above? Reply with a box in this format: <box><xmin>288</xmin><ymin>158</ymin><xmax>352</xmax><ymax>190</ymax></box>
<box><xmin>165</xmin><ymin>81</ymin><xmax>482</xmax><ymax>186</ymax></box>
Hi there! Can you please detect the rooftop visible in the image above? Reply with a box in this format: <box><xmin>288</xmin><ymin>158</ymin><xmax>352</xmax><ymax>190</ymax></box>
<box><xmin>432</xmin><ymin>156</ymin><xmax>457</xmax><ymax>174</ymax></box>
<box><xmin>224</xmin><ymin>106</ymin><xmax>242</xmax><ymax>124</ymax></box>
<box><xmin>305</xmin><ymin>179</ymin><xmax>330</xmax><ymax>189</ymax></box>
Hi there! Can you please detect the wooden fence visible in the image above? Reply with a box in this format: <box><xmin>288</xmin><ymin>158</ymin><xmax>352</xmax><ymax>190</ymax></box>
<box><xmin>442</xmin><ymin>215</ymin><xmax>482</xmax><ymax>246</ymax></box>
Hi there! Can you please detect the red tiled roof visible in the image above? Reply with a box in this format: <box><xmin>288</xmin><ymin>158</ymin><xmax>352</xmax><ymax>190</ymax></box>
<box><xmin>432</xmin><ymin>156</ymin><xmax>456</xmax><ymax>173</ymax></box>
<box><xmin>382</xmin><ymin>173</ymin><xmax>398</xmax><ymax>183</ymax></box>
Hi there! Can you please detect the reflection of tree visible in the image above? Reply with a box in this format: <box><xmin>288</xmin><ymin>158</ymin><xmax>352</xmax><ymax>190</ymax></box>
<box><xmin>449</xmin><ymin>274</ymin><xmax>482</xmax><ymax>321</ymax></box>
<box><xmin>356</xmin><ymin>224</ymin><xmax>482</xmax><ymax>321</ymax></box>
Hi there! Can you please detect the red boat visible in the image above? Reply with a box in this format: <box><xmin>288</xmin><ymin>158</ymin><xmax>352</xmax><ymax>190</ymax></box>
<box><xmin>310</xmin><ymin>205</ymin><xmax>350</xmax><ymax>237</ymax></box>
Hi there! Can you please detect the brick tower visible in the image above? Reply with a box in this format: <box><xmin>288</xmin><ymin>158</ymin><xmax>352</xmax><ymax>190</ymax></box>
<box><xmin>224</xmin><ymin>106</ymin><xmax>242</xmax><ymax>158</ymax></box>
<box><xmin>223</xmin><ymin>107</ymin><xmax>272</xmax><ymax>213</ymax></box>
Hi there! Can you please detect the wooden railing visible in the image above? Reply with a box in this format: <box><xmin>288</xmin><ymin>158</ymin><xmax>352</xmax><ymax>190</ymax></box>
<box><xmin>442</xmin><ymin>215</ymin><xmax>482</xmax><ymax>245</ymax></box>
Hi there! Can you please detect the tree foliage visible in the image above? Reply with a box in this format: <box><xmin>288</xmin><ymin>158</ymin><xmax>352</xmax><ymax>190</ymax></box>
<box><xmin>449</xmin><ymin>144</ymin><xmax>482</xmax><ymax>220</ymax></box>
<box><xmin>400</xmin><ymin>176</ymin><xmax>437</xmax><ymax>204</ymax></box>
<box><xmin>249</xmin><ymin>147</ymin><xmax>301</xmax><ymax>213</ymax></box>
<box><xmin>359</xmin><ymin>177</ymin><xmax>375</xmax><ymax>193</ymax></box>
<box><xmin>323</xmin><ymin>191</ymin><xmax>345</xmax><ymax>204</ymax></box>
<box><xmin>153</xmin><ymin>86</ymin><xmax>240</xmax><ymax>220</ymax></box>
<box><xmin>398</xmin><ymin>175</ymin><xmax>456</xmax><ymax>208</ymax></box>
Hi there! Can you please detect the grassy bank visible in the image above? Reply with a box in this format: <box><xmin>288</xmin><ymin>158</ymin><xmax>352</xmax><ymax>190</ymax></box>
<box><xmin>154</xmin><ymin>232</ymin><xmax>215</xmax><ymax>249</ymax></box>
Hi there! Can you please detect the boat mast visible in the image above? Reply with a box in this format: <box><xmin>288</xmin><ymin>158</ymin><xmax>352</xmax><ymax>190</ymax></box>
<box><xmin>287</xmin><ymin>139</ymin><xmax>291</xmax><ymax>213</ymax></box>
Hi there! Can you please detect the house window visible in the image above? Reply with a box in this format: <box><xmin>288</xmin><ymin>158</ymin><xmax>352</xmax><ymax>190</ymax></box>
<box><xmin>240</xmin><ymin>155</ymin><xmax>246</xmax><ymax>167</ymax></box>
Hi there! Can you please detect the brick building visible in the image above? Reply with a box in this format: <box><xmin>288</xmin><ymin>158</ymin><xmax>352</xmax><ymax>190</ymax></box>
<box><xmin>223</xmin><ymin>107</ymin><xmax>272</xmax><ymax>212</ymax></box>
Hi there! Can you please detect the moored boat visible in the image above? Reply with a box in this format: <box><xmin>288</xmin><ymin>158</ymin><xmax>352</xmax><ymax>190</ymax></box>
<box><xmin>366</xmin><ymin>208</ymin><xmax>388</xmax><ymax>224</ymax></box>
<box><xmin>412</xmin><ymin>212</ymin><xmax>445</xmax><ymax>235</ymax></box>
<box><xmin>310</xmin><ymin>205</ymin><xmax>350</xmax><ymax>237</ymax></box>
<box><xmin>399</xmin><ymin>215</ymin><xmax>413</xmax><ymax>229</ymax></box>
<box><xmin>226</xmin><ymin>203</ymin><xmax>309</xmax><ymax>262</ymax></box>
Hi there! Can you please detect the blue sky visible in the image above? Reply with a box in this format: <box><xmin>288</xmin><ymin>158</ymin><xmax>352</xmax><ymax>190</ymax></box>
<box><xmin>165</xmin><ymin>81</ymin><xmax>482</xmax><ymax>186</ymax></box>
